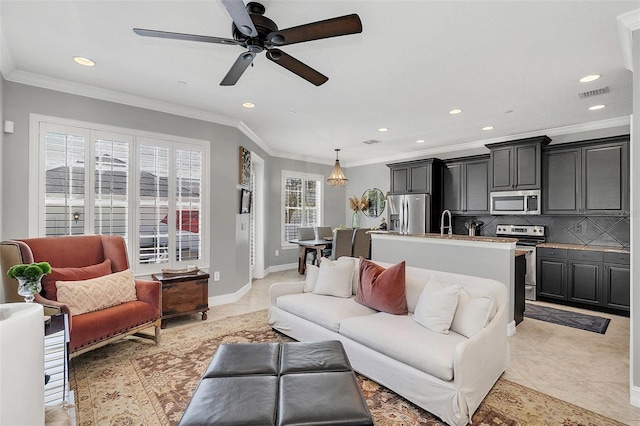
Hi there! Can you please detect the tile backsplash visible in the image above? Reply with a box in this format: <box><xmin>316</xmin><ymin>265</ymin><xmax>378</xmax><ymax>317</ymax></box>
<box><xmin>451</xmin><ymin>215</ymin><xmax>630</xmax><ymax>249</ymax></box>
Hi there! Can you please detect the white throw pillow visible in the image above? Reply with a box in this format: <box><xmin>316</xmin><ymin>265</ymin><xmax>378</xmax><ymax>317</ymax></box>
<box><xmin>312</xmin><ymin>258</ymin><xmax>355</xmax><ymax>298</ymax></box>
<box><xmin>303</xmin><ymin>264</ymin><xmax>319</xmax><ymax>292</ymax></box>
<box><xmin>412</xmin><ymin>283</ymin><xmax>461</xmax><ymax>334</ymax></box>
<box><xmin>450</xmin><ymin>289</ymin><xmax>494</xmax><ymax>338</ymax></box>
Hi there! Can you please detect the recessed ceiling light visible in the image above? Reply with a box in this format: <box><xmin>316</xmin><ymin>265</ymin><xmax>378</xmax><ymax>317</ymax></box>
<box><xmin>482</xmin><ymin>126</ymin><xmax>494</xmax><ymax>131</ymax></box>
<box><xmin>588</xmin><ymin>104</ymin><xmax>606</xmax><ymax>111</ymax></box>
<box><xmin>378</xmin><ymin>127</ymin><xmax>389</xmax><ymax>132</ymax></box>
<box><xmin>242</xmin><ymin>102</ymin><xmax>256</xmax><ymax>108</ymax></box>
<box><xmin>177</xmin><ymin>80</ymin><xmax>187</xmax><ymax>85</ymax></box>
<box><xmin>579</xmin><ymin>74</ymin><xmax>600</xmax><ymax>83</ymax></box>
<box><xmin>416</xmin><ymin>139</ymin><xmax>425</xmax><ymax>143</ymax></box>
<box><xmin>73</xmin><ymin>56</ymin><xmax>96</xmax><ymax>67</ymax></box>
<box><xmin>448</xmin><ymin>109</ymin><xmax>463</xmax><ymax>115</ymax></box>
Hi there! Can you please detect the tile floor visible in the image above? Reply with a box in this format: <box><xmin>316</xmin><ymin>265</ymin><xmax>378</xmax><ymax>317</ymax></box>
<box><xmin>174</xmin><ymin>268</ymin><xmax>640</xmax><ymax>425</ymax></box>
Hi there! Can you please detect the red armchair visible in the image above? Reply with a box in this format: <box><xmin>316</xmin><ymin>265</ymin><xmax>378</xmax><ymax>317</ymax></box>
<box><xmin>0</xmin><ymin>235</ymin><xmax>161</xmax><ymax>358</ymax></box>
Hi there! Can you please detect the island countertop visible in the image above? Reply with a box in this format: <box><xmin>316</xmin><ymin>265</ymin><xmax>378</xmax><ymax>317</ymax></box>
<box><xmin>537</xmin><ymin>242</ymin><xmax>629</xmax><ymax>254</ymax></box>
<box><xmin>368</xmin><ymin>231</ymin><xmax>518</xmax><ymax>244</ymax></box>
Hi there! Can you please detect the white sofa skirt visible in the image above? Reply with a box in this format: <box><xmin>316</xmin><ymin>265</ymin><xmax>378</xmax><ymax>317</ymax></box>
<box><xmin>269</xmin><ymin>306</ymin><xmax>502</xmax><ymax>426</ymax></box>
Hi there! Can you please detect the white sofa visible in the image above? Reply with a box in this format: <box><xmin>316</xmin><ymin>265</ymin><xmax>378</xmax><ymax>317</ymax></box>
<box><xmin>268</xmin><ymin>257</ymin><xmax>509</xmax><ymax>426</ymax></box>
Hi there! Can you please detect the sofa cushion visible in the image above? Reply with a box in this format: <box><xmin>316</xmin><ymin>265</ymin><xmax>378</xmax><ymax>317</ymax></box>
<box><xmin>355</xmin><ymin>259</ymin><xmax>407</xmax><ymax>315</ymax></box>
<box><xmin>450</xmin><ymin>289</ymin><xmax>494</xmax><ymax>338</ymax></box>
<box><xmin>339</xmin><ymin>312</ymin><xmax>467</xmax><ymax>381</ymax></box>
<box><xmin>412</xmin><ymin>283</ymin><xmax>461</xmax><ymax>334</ymax></box>
<box><xmin>303</xmin><ymin>264</ymin><xmax>319</xmax><ymax>292</ymax></box>
<box><xmin>56</xmin><ymin>269</ymin><xmax>137</xmax><ymax>316</ymax></box>
<box><xmin>276</xmin><ymin>293</ymin><xmax>376</xmax><ymax>332</ymax></box>
<box><xmin>313</xmin><ymin>258</ymin><xmax>354</xmax><ymax>298</ymax></box>
<box><xmin>69</xmin><ymin>300</ymin><xmax>158</xmax><ymax>352</ymax></box>
<box><xmin>42</xmin><ymin>259</ymin><xmax>112</xmax><ymax>300</ymax></box>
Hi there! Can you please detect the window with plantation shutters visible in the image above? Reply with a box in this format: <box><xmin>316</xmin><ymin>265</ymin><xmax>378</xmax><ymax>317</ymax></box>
<box><xmin>35</xmin><ymin>116</ymin><xmax>209</xmax><ymax>273</ymax></box>
<box><xmin>282</xmin><ymin>171</ymin><xmax>323</xmax><ymax>246</ymax></box>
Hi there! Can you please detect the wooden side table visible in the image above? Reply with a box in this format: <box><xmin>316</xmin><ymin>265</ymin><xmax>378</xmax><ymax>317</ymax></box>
<box><xmin>152</xmin><ymin>271</ymin><xmax>210</xmax><ymax>329</ymax></box>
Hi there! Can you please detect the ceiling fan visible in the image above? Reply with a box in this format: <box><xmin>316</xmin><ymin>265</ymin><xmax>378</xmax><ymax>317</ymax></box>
<box><xmin>133</xmin><ymin>0</ymin><xmax>362</xmax><ymax>86</ymax></box>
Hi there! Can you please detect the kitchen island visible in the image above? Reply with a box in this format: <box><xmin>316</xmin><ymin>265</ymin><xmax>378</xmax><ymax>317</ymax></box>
<box><xmin>369</xmin><ymin>231</ymin><xmax>519</xmax><ymax>334</ymax></box>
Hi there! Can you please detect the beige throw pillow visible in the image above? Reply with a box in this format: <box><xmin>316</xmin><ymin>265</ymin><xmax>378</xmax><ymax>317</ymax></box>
<box><xmin>56</xmin><ymin>269</ymin><xmax>138</xmax><ymax>316</ymax></box>
<box><xmin>312</xmin><ymin>258</ymin><xmax>354</xmax><ymax>298</ymax></box>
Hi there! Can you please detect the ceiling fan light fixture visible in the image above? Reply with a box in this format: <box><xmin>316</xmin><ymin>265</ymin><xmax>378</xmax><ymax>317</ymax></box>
<box><xmin>327</xmin><ymin>149</ymin><xmax>348</xmax><ymax>186</ymax></box>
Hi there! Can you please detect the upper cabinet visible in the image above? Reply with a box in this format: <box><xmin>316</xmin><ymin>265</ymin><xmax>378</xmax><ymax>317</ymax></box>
<box><xmin>388</xmin><ymin>158</ymin><xmax>442</xmax><ymax>194</ymax></box>
<box><xmin>486</xmin><ymin>136</ymin><xmax>550</xmax><ymax>191</ymax></box>
<box><xmin>543</xmin><ymin>135</ymin><xmax>629</xmax><ymax>216</ymax></box>
<box><xmin>443</xmin><ymin>156</ymin><xmax>489</xmax><ymax>215</ymax></box>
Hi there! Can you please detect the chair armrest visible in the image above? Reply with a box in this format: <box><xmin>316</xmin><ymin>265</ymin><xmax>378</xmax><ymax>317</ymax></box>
<box><xmin>269</xmin><ymin>281</ymin><xmax>305</xmax><ymax>306</ymax></box>
<box><xmin>34</xmin><ymin>294</ymin><xmax>72</xmax><ymax>330</ymax></box>
<box><xmin>135</xmin><ymin>279</ymin><xmax>162</xmax><ymax>316</ymax></box>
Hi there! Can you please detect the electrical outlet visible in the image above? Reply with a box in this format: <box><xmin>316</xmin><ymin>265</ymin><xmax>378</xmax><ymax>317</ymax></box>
<box><xmin>213</xmin><ymin>271</ymin><xmax>220</xmax><ymax>281</ymax></box>
<box><xmin>275</xmin><ymin>250</ymin><xmax>279</xmax><ymax>257</ymax></box>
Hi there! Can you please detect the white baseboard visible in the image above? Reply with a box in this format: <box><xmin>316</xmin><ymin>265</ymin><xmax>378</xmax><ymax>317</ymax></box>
<box><xmin>631</xmin><ymin>385</ymin><xmax>640</xmax><ymax>408</ymax></box>
<box><xmin>265</xmin><ymin>263</ymin><xmax>297</xmax><ymax>275</ymax></box>
<box><xmin>208</xmin><ymin>281</ymin><xmax>251</xmax><ymax>307</ymax></box>
<box><xmin>507</xmin><ymin>320</ymin><xmax>516</xmax><ymax>337</ymax></box>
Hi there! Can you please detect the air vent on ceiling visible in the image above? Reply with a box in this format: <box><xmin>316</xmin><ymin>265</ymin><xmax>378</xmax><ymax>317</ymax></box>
<box><xmin>363</xmin><ymin>139</ymin><xmax>382</xmax><ymax>145</ymax></box>
<box><xmin>578</xmin><ymin>86</ymin><xmax>609</xmax><ymax>99</ymax></box>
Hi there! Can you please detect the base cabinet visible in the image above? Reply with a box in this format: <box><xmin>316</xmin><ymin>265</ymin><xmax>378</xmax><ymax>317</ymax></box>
<box><xmin>537</xmin><ymin>247</ymin><xmax>629</xmax><ymax>314</ymax></box>
<box><xmin>152</xmin><ymin>271</ymin><xmax>210</xmax><ymax>328</ymax></box>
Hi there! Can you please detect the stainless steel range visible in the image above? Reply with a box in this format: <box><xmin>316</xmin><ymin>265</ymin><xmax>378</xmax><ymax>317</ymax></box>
<box><xmin>496</xmin><ymin>224</ymin><xmax>546</xmax><ymax>300</ymax></box>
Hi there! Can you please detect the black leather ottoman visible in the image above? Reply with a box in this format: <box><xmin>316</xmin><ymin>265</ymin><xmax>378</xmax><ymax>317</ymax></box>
<box><xmin>179</xmin><ymin>341</ymin><xmax>374</xmax><ymax>426</ymax></box>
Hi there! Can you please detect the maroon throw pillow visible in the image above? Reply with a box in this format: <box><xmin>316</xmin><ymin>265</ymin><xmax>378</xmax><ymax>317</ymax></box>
<box><xmin>41</xmin><ymin>259</ymin><xmax>112</xmax><ymax>301</ymax></box>
<box><xmin>355</xmin><ymin>258</ymin><xmax>408</xmax><ymax>315</ymax></box>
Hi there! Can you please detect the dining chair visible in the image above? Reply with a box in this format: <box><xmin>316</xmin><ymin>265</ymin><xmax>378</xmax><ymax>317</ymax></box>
<box><xmin>297</xmin><ymin>227</ymin><xmax>319</xmax><ymax>266</ymax></box>
<box><xmin>330</xmin><ymin>229</ymin><xmax>355</xmax><ymax>260</ymax></box>
<box><xmin>352</xmin><ymin>228</ymin><xmax>372</xmax><ymax>259</ymax></box>
<box><xmin>315</xmin><ymin>227</ymin><xmax>333</xmax><ymax>257</ymax></box>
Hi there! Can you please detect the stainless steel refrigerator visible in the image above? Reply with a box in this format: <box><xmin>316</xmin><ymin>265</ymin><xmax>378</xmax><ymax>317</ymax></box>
<box><xmin>387</xmin><ymin>193</ymin><xmax>431</xmax><ymax>234</ymax></box>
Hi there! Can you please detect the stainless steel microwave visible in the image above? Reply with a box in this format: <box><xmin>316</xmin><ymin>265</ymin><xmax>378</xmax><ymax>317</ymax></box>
<box><xmin>490</xmin><ymin>190</ymin><xmax>541</xmax><ymax>215</ymax></box>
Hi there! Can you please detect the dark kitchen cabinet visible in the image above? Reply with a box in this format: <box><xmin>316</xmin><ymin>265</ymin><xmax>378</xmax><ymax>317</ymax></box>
<box><xmin>603</xmin><ymin>252</ymin><xmax>630</xmax><ymax>312</ymax></box>
<box><xmin>486</xmin><ymin>136</ymin><xmax>550</xmax><ymax>191</ymax></box>
<box><xmin>543</xmin><ymin>135</ymin><xmax>629</xmax><ymax>216</ymax></box>
<box><xmin>388</xmin><ymin>158</ymin><xmax>441</xmax><ymax>194</ymax></box>
<box><xmin>443</xmin><ymin>156</ymin><xmax>489</xmax><ymax>215</ymax></box>
<box><xmin>567</xmin><ymin>250</ymin><xmax>602</xmax><ymax>306</ymax></box>
<box><xmin>537</xmin><ymin>248</ymin><xmax>567</xmax><ymax>300</ymax></box>
<box><xmin>537</xmin><ymin>247</ymin><xmax>629</xmax><ymax>314</ymax></box>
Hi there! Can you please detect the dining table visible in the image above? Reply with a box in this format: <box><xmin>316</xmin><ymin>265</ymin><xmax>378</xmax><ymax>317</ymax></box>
<box><xmin>289</xmin><ymin>238</ymin><xmax>333</xmax><ymax>274</ymax></box>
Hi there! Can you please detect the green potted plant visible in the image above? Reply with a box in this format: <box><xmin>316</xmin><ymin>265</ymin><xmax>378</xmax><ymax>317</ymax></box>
<box><xmin>7</xmin><ymin>262</ymin><xmax>51</xmax><ymax>303</ymax></box>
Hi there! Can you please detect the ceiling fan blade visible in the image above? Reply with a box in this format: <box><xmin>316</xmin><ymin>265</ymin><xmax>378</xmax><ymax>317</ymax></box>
<box><xmin>220</xmin><ymin>52</ymin><xmax>256</xmax><ymax>86</ymax></box>
<box><xmin>221</xmin><ymin>0</ymin><xmax>258</xmax><ymax>37</ymax></box>
<box><xmin>266</xmin><ymin>49</ymin><xmax>328</xmax><ymax>86</ymax></box>
<box><xmin>133</xmin><ymin>28</ymin><xmax>239</xmax><ymax>45</ymax></box>
<box><xmin>267</xmin><ymin>14</ymin><xmax>362</xmax><ymax>46</ymax></box>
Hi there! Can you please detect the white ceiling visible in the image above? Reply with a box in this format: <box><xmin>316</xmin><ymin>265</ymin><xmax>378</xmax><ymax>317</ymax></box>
<box><xmin>1</xmin><ymin>1</ymin><xmax>637</xmax><ymax>166</ymax></box>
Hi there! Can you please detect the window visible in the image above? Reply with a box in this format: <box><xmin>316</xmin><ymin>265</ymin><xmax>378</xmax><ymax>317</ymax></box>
<box><xmin>34</xmin><ymin>115</ymin><xmax>209</xmax><ymax>273</ymax></box>
<box><xmin>282</xmin><ymin>171</ymin><xmax>323</xmax><ymax>246</ymax></box>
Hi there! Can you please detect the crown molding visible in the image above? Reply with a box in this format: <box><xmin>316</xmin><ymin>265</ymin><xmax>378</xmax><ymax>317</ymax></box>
<box><xmin>618</xmin><ymin>9</ymin><xmax>640</xmax><ymax>71</ymax></box>
<box><xmin>346</xmin><ymin>116</ymin><xmax>631</xmax><ymax>168</ymax></box>
<box><xmin>6</xmin><ymin>70</ymin><xmax>241</xmax><ymax>128</ymax></box>
<box><xmin>237</xmin><ymin>121</ymin><xmax>274</xmax><ymax>156</ymax></box>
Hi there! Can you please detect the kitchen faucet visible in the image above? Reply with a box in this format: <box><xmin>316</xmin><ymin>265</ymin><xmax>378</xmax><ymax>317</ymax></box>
<box><xmin>440</xmin><ymin>209</ymin><xmax>453</xmax><ymax>236</ymax></box>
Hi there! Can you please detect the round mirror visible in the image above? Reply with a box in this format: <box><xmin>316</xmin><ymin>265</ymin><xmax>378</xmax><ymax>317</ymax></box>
<box><xmin>362</xmin><ymin>188</ymin><xmax>386</xmax><ymax>218</ymax></box>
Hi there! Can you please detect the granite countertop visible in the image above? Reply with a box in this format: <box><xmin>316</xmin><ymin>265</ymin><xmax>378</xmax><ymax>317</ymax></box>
<box><xmin>368</xmin><ymin>231</ymin><xmax>518</xmax><ymax>244</ymax></box>
<box><xmin>515</xmin><ymin>250</ymin><xmax>528</xmax><ymax>257</ymax></box>
<box><xmin>537</xmin><ymin>242</ymin><xmax>629</xmax><ymax>254</ymax></box>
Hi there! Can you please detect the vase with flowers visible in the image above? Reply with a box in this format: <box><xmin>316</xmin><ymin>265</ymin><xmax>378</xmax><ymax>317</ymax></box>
<box><xmin>348</xmin><ymin>195</ymin><xmax>369</xmax><ymax>229</ymax></box>
<box><xmin>7</xmin><ymin>262</ymin><xmax>51</xmax><ymax>303</ymax></box>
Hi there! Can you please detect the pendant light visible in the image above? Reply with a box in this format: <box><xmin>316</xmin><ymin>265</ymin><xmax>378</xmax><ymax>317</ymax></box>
<box><xmin>327</xmin><ymin>148</ymin><xmax>348</xmax><ymax>186</ymax></box>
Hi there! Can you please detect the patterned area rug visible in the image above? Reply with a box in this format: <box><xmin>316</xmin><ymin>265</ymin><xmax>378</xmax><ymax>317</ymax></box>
<box><xmin>524</xmin><ymin>303</ymin><xmax>611</xmax><ymax>334</ymax></box>
<box><xmin>69</xmin><ymin>310</ymin><xmax>623</xmax><ymax>425</ymax></box>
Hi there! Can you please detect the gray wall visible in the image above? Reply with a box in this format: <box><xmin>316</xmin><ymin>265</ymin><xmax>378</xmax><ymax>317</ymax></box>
<box><xmin>342</xmin><ymin>162</ymin><xmax>389</xmax><ymax>230</ymax></box>
<box><xmin>0</xmin><ymin>80</ymin><xmax>339</xmax><ymax>297</ymax></box>
<box><xmin>631</xmin><ymin>26</ymin><xmax>639</xmax><ymax>404</ymax></box>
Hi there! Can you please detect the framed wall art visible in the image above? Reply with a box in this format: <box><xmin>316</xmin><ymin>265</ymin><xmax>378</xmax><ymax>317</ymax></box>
<box><xmin>240</xmin><ymin>188</ymin><xmax>252</xmax><ymax>214</ymax></box>
<box><xmin>239</xmin><ymin>146</ymin><xmax>251</xmax><ymax>188</ymax></box>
